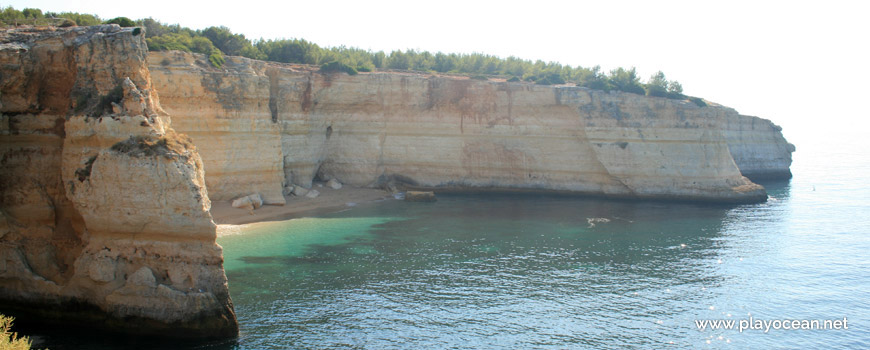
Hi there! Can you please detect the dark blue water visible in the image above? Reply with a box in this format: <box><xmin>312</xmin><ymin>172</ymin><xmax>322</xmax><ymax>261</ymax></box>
<box><xmin>213</xmin><ymin>133</ymin><xmax>870</xmax><ymax>349</ymax></box>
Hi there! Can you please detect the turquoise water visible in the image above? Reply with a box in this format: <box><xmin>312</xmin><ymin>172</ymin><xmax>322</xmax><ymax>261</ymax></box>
<box><xmin>214</xmin><ymin>134</ymin><xmax>870</xmax><ymax>349</ymax></box>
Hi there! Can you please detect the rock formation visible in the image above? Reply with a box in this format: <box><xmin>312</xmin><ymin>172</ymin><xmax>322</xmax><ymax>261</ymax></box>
<box><xmin>150</xmin><ymin>51</ymin><xmax>794</xmax><ymax>203</ymax></box>
<box><xmin>1</xmin><ymin>24</ymin><xmax>794</xmax><ymax>339</ymax></box>
<box><xmin>0</xmin><ymin>25</ymin><xmax>236</xmax><ymax>338</ymax></box>
<box><xmin>721</xmin><ymin>113</ymin><xmax>795</xmax><ymax>180</ymax></box>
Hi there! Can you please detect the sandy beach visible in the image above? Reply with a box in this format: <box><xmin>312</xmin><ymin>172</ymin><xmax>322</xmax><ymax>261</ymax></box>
<box><xmin>211</xmin><ymin>185</ymin><xmax>392</xmax><ymax>230</ymax></box>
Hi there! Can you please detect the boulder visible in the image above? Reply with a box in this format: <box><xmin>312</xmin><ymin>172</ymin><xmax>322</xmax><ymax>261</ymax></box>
<box><xmin>283</xmin><ymin>185</ymin><xmax>295</xmax><ymax>196</ymax></box>
<box><xmin>405</xmin><ymin>191</ymin><xmax>436</xmax><ymax>202</ymax></box>
<box><xmin>88</xmin><ymin>258</ymin><xmax>117</xmax><ymax>283</ymax></box>
<box><xmin>248</xmin><ymin>193</ymin><xmax>263</xmax><ymax>209</ymax></box>
<box><xmin>305</xmin><ymin>189</ymin><xmax>320</xmax><ymax>199</ymax></box>
<box><xmin>292</xmin><ymin>186</ymin><xmax>309</xmax><ymax>197</ymax></box>
<box><xmin>128</xmin><ymin>266</ymin><xmax>157</xmax><ymax>287</ymax></box>
<box><xmin>232</xmin><ymin>193</ymin><xmax>263</xmax><ymax>210</ymax></box>
<box><xmin>231</xmin><ymin>196</ymin><xmax>253</xmax><ymax>210</ymax></box>
<box><xmin>327</xmin><ymin>179</ymin><xmax>343</xmax><ymax>190</ymax></box>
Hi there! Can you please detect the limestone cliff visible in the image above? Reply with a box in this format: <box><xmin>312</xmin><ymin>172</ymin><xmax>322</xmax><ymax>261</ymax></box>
<box><xmin>150</xmin><ymin>51</ymin><xmax>794</xmax><ymax>203</ymax></box>
<box><xmin>0</xmin><ymin>26</ymin><xmax>236</xmax><ymax>338</ymax></box>
<box><xmin>721</xmin><ymin>113</ymin><xmax>795</xmax><ymax>180</ymax></box>
<box><xmin>0</xmin><ymin>24</ymin><xmax>793</xmax><ymax>339</ymax></box>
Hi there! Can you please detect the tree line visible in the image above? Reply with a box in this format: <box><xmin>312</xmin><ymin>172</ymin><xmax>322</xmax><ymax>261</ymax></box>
<box><xmin>1</xmin><ymin>6</ymin><xmax>702</xmax><ymax>104</ymax></box>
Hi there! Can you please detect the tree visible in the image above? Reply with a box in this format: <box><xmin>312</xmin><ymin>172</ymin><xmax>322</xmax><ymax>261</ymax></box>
<box><xmin>0</xmin><ymin>6</ymin><xmax>697</xmax><ymax>99</ymax></box>
<box><xmin>140</xmin><ymin>18</ymin><xmax>166</xmax><ymax>37</ymax></box>
<box><xmin>45</xmin><ymin>11</ymin><xmax>101</xmax><ymax>26</ymax></box>
<box><xmin>386</xmin><ymin>50</ymin><xmax>410</xmax><ymax>70</ymax></box>
<box><xmin>580</xmin><ymin>66</ymin><xmax>610</xmax><ymax>91</ymax></box>
<box><xmin>608</xmin><ymin>67</ymin><xmax>645</xmax><ymax>95</ymax></box>
<box><xmin>202</xmin><ymin>26</ymin><xmax>250</xmax><ymax>56</ymax></box>
<box><xmin>646</xmin><ymin>71</ymin><xmax>669</xmax><ymax>97</ymax></box>
<box><xmin>21</xmin><ymin>8</ymin><xmax>42</xmax><ymax>18</ymax></box>
<box><xmin>372</xmin><ymin>51</ymin><xmax>386</xmax><ymax>68</ymax></box>
<box><xmin>667</xmin><ymin>81</ymin><xmax>683</xmax><ymax>98</ymax></box>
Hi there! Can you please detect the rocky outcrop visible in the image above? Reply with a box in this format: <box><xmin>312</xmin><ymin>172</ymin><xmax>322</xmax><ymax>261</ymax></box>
<box><xmin>721</xmin><ymin>113</ymin><xmax>795</xmax><ymax>180</ymax></box>
<box><xmin>0</xmin><ymin>26</ymin><xmax>236</xmax><ymax>338</ymax></box>
<box><xmin>150</xmin><ymin>51</ymin><xmax>794</xmax><ymax>203</ymax></box>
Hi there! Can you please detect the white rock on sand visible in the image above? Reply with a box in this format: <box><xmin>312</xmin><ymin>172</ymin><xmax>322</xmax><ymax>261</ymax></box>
<box><xmin>248</xmin><ymin>193</ymin><xmax>263</xmax><ymax>209</ymax></box>
<box><xmin>231</xmin><ymin>196</ymin><xmax>253</xmax><ymax>210</ymax></box>
<box><xmin>292</xmin><ymin>186</ymin><xmax>309</xmax><ymax>197</ymax></box>
<box><xmin>327</xmin><ymin>179</ymin><xmax>342</xmax><ymax>190</ymax></box>
<box><xmin>305</xmin><ymin>189</ymin><xmax>320</xmax><ymax>199</ymax></box>
<box><xmin>232</xmin><ymin>193</ymin><xmax>263</xmax><ymax>210</ymax></box>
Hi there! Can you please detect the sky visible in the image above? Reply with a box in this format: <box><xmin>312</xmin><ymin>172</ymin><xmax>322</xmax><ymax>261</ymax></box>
<box><xmin>6</xmin><ymin>0</ymin><xmax>870</xmax><ymax>145</ymax></box>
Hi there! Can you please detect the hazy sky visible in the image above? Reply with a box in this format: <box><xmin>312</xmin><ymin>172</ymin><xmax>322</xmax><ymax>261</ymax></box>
<box><xmin>7</xmin><ymin>0</ymin><xmax>869</xmax><ymax>144</ymax></box>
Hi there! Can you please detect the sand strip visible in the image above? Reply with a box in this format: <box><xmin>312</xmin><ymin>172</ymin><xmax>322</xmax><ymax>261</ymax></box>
<box><xmin>210</xmin><ymin>185</ymin><xmax>392</xmax><ymax>228</ymax></box>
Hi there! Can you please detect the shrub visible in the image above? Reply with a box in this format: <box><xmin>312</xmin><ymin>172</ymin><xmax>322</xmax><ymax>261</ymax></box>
<box><xmin>645</xmin><ymin>71</ymin><xmax>669</xmax><ymax>97</ymax></box>
<box><xmin>105</xmin><ymin>16</ymin><xmax>135</xmax><ymax>27</ymax></box>
<box><xmin>319</xmin><ymin>61</ymin><xmax>358</xmax><ymax>75</ymax></box>
<box><xmin>208</xmin><ymin>48</ymin><xmax>225</xmax><ymax>68</ymax></box>
<box><xmin>0</xmin><ymin>314</ymin><xmax>32</xmax><ymax>350</ymax></box>
<box><xmin>96</xmin><ymin>84</ymin><xmax>124</xmax><ymax>115</ymax></box>
<box><xmin>507</xmin><ymin>76</ymin><xmax>520</xmax><ymax>82</ymax></box>
<box><xmin>532</xmin><ymin>73</ymin><xmax>565</xmax><ymax>85</ymax></box>
<box><xmin>470</xmin><ymin>75</ymin><xmax>488</xmax><ymax>80</ymax></box>
<box><xmin>689</xmin><ymin>97</ymin><xmax>707</xmax><ymax>107</ymax></box>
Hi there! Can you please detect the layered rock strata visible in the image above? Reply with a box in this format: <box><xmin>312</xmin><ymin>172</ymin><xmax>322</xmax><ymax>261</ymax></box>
<box><xmin>722</xmin><ymin>114</ymin><xmax>795</xmax><ymax>180</ymax></box>
<box><xmin>0</xmin><ymin>24</ymin><xmax>794</xmax><ymax>339</ymax></box>
<box><xmin>0</xmin><ymin>26</ymin><xmax>236</xmax><ymax>338</ymax></box>
<box><xmin>150</xmin><ymin>51</ymin><xmax>794</xmax><ymax>203</ymax></box>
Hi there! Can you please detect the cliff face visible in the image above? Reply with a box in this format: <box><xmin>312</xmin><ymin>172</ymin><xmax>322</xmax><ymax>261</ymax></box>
<box><xmin>148</xmin><ymin>51</ymin><xmax>285</xmax><ymax>205</ymax></box>
<box><xmin>0</xmin><ymin>26</ymin><xmax>236</xmax><ymax>338</ymax></box>
<box><xmin>722</xmin><ymin>114</ymin><xmax>795</xmax><ymax>180</ymax></box>
<box><xmin>150</xmin><ymin>51</ymin><xmax>794</xmax><ymax>203</ymax></box>
<box><xmin>0</xmin><ymin>25</ymin><xmax>793</xmax><ymax>338</ymax></box>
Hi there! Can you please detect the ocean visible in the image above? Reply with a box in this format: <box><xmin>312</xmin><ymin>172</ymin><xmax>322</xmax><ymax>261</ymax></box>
<box><xmin>211</xmin><ymin>132</ymin><xmax>869</xmax><ymax>349</ymax></box>
<box><xmin>28</xmin><ymin>131</ymin><xmax>869</xmax><ymax>349</ymax></box>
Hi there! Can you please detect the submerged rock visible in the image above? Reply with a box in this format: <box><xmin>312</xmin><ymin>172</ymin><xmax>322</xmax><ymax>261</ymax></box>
<box><xmin>405</xmin><ymin>191</ymin><xmax>437</xmax><ymax>202</ymax></box>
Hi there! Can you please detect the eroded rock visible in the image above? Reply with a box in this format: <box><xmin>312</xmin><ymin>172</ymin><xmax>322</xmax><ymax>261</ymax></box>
<box><xmin>0</xmin><ymin>25</ymin><xmax>237</xmax><ymax>339</ymax></box>
<box><xmin>128</xmin><ymin>266</ymin><xmax>157</xmax><ymax>287</ymax></box>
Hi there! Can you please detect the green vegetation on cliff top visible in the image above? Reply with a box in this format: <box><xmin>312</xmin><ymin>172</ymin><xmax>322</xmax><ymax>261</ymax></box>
<box><xmin>1</xmin><ymin>5</ymin><xmax>696</xmax><ymax>102</ymax></box>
